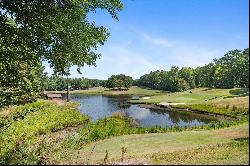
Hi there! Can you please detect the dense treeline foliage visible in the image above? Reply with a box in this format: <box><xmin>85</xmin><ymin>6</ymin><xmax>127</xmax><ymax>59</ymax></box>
<box><xmin>138</xmin><ymin>48</ymin><xmax>249</xmax><ymax>92</ymax></box>
<box><xmin>43</xmin><ymin>74</ymin><xmax>133</xmax><ymax>91</ymax></box>
<box><xmin>44</xmin><ymin>76</ymin><xmax>105</xmax><ymax>91</ymax></box>
<box><xmin>105</xmin><ymin>74</ymin><xmax>133</xmax><ymax>90</ymax></box>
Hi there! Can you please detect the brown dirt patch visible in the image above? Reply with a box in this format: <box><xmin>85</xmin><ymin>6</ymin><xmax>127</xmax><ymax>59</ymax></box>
<box><xmin>213</xmin><ymin>125</ymin><xmax>249</xmax><ymax>139</ymax></box>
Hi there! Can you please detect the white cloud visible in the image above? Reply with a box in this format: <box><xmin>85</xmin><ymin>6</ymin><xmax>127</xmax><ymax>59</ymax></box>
<box><xmin>169</xmin><ymin>44</ymin><xmax>222</xmax><ymax>68</ymax></box>
<box><xmin>139</xmin><ymin>32</ymin><xmax>222</xmax><ymax>68</ymax></box>
<box><xmin>95</xmin><ymin>44</ymin><xmax>162</xmax><ymax>79</ymax></box>
<box><xmin>141</xmin><ymin>33</ymin><xmax>173</xmax><ymax>48</ymax></box>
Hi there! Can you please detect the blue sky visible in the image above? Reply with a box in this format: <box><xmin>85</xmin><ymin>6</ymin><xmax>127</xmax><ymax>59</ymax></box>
<box><xmin>43</xmin><ymin>0</ymin><xmax>249</xmax><ymax>79</ymax></box>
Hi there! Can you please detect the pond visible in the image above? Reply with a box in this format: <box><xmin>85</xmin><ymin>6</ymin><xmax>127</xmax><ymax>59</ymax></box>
<box><xmin>69</xmin><ymin>94</ymin><xmax>222</xmax><ymax>128</ymax></box>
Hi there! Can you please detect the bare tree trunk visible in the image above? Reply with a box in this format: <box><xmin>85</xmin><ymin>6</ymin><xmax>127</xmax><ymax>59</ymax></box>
<box><xmin>67</xmin><ymin>75</ymin><xmax>69</xmax><ymax>102</ymax></box>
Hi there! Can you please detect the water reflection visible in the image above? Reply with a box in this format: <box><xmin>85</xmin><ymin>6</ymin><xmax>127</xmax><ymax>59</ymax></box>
<box><xmin>69</xmin><ymin>94</ymin><xmax>220</xmax><ymax>127</ymax></box>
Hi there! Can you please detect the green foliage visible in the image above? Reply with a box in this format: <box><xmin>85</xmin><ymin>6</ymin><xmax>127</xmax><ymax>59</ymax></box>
<box><xmin>0</xmin><ymin>0</ymin><xmax>123</xmax><ymax>107</ymax></box>
<box><xmin>0</xmin><ymin>0</ymin><xmax>123</xmax><ymax>75</ymax></box>
<box><xmin>138</xmin><ymin>48</ymin><xmax>249</xmax><ymax>91</ymax></box>
<box><xmin>44</xmin><ymin>76</ymin><xmax>105</xmax><ymax>91</ymax></box>
<box><xmin>0</xmin><ymin>101</ymin><xmax>50</xmax><ymax>130</ymax></box>
<box><xmin>138</xmin><ymin>67</ymin><xmax>195</xmax><ymax>92</ymax></box>
<box><xmin>213</xmin><ymin>49</ymin><xmax>249</xmax><ymax>88</ymax></box>
<box><xmin>0</xmin><ymin>59</ymin><xmax>47</xmax><ymax>107</ymax></box>
<box><xmin>105</xmin><ymin>74</ymin><xmax>133</xmax><ymax>90</ymax></box>
<box><xmin>0</xmin><ymin>100</ymin><xmax>89</xmax><ymax>164</ymax></box>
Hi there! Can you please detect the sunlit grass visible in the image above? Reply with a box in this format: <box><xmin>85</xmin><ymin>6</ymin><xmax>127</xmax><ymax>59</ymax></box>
<box><xmin>151</xmin><ymin>138</ymin><xmax>249</xmax><ymax>165</ymax></box>
<box><xmin>0</xmin><ymin>100</ymin><xmax>89</xmax><ymax>164</ymax></box>
<box><xmin>129</xmin><ymin>87</ymin><xmax>249</xmax><ymax>108</ymax></box>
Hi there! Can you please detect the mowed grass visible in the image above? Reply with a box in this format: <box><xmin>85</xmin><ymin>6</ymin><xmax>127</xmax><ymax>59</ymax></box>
<box><xmin>129</xmin><ymin>87</ymin><xmax>249</xmax><ymax>108</ymax></box>
<box><xmin>50</xmin><ymin>124</ymin><xmax>249</xmax><ymax>165</ymax></box>
<box><xmin>151</xmin><ymin>138</ymin><xmax>249</xmax><ymax>165</ymax></box>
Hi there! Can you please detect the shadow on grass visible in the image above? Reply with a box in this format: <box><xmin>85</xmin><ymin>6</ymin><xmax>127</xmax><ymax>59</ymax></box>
<box><xmin>223</xmin><ymin>88</ymin><xmax>249</xmax><ymax>99</ymax></box>
<box><xmin>233</xmin><ymin>137</ymin><xmax>249</xmax><ymax>142</ymax></box>
<box><xmin>137</xmin><ymin>86</ymin><xmax>170</xmax><ymax>93</ymax></box>
<box><xmin>104</xmin><ymin>89</ymin><xmax>128</xmax><ymax>92</ymax></box>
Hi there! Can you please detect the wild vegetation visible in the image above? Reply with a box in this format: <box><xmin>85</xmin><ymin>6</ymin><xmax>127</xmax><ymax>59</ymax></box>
<box><xmin>0</xmin><ymin>99</ymin><xmax>248</xmax><ymax>164</ymax></box>
<box><xmin>0</xmin><ymin>101</ymin><xmax>90</xmax><ymax>164</ymax></box>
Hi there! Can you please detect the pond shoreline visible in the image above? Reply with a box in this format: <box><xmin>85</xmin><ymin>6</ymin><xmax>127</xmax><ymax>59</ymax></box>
<box><xmin>137</xmin><ymin>103</ymin><xmax>233</xmax><ymax>121</ymax></box>
<box><xmin>56</xmin><ymin>91</ymin><xmax>238</xmax><ymax>121</ymax></box>
<box><xmin>68</xmin><ymin>94</ymin><xmax>228</xmax><ymax>128</ymax></box>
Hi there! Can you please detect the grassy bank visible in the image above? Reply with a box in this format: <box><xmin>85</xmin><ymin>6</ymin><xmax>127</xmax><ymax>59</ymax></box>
<box><xmin>0</xmin><ymin>100</ymin><xmax>90</xmax><ymax>164</ymax></box>
<box><xmin>129</xmin><ymin>87</ymin><xmax>249</xmax><ymax>107</ymax></box>
<box><xmin>151</xmin><ymin>137</ymin><xmax>249</xmax><ymax>165</ymax></box>
<box><xmin>49</xmin><ymin>124</ymin><xmax>249</xmax><ymax>165</ymax></box>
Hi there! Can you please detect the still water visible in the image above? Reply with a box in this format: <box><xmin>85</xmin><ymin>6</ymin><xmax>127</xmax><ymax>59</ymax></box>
<box><xmin>69</xmin><ymin>94</ymin><xmax>220</xmax><ymax>128</ymax></box>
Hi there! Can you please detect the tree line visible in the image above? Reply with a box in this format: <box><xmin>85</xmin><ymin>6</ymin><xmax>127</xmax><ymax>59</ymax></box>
<box><xmin>135</xmin><ymin>48</ymin><xmax>249</xmax><ymax>92</ymax></box>
<box><xmin>44</xmin><ymin>76</ymin><xmax>105</xmax><ymax>91</ymax></box>
<box><xmin>43</xmin><ymin>74</ymin><xmax>133</xmax><ymax>91</ymax></box>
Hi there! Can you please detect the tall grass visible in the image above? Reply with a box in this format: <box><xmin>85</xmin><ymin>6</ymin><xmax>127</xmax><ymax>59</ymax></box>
<box><xmin>0</xmin><ymin>101</ymin><xmax>89</xmax><ymax>164</ymax></box>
